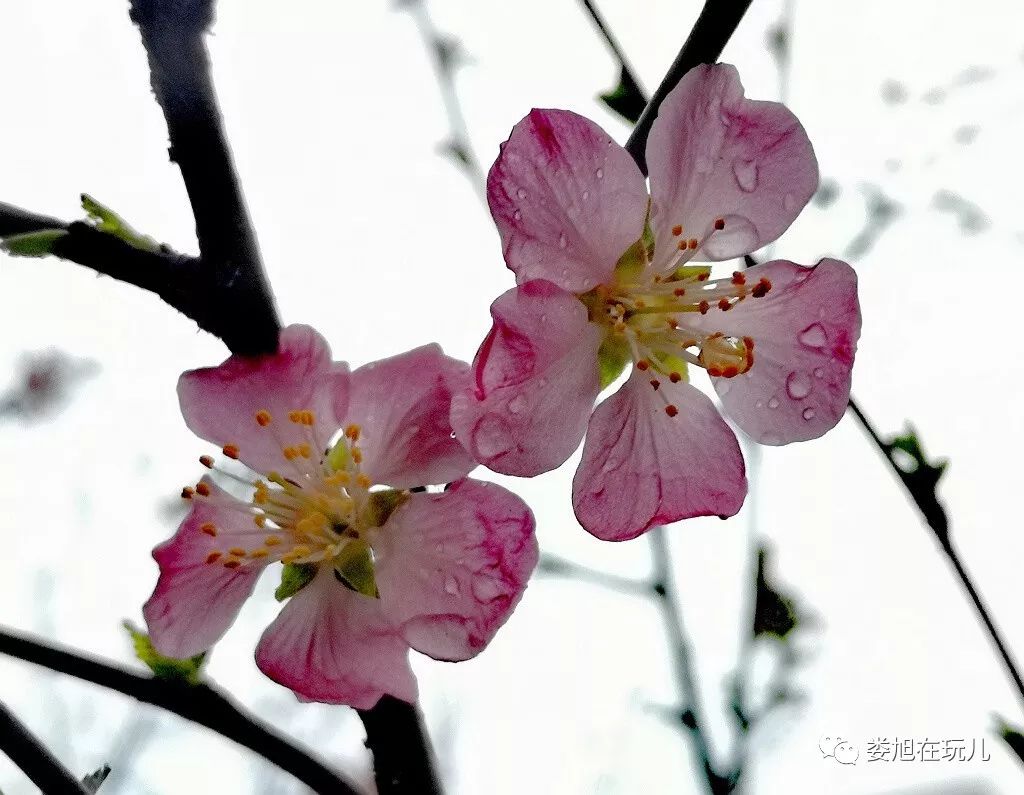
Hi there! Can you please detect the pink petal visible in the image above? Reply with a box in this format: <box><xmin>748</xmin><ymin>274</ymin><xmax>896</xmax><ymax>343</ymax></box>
<box><xmin>345</xmin><ymin>345</ymin><xmax>475</xmax><ymax>489</ymax></box>
<box><xmin>143</xmin><ymin>478</ymin><xmax>271</xmax><ymax>658</ymax></box>
<box><xmin>255</xmin><ymin>568</ymin><xmax>417</xmax><ymax>709</ymax></box>
<box><xmin>488</xmin><ymin>109</ymin><xmax>650</xmax><ymax>292</ymax></box>
<box><xmin>704</xmin><ymin>258</ymin><xmax>860</xmax><ymax>444</ymax></box>
<box><xmin>374</xmin><ymin>479</ymin><xmax>538</xmax><ymax>662</ymax></box>
<box><xmin>572</xmin><ymin>371</ymin><xmax>746</xmax><ymax>541</ymax></box>
<box><xmin>449</xmin><ymin>280</ymin><xmax>604</xmax><ymax>476</ymax></box>
<box><xmin>178</xmin><ymin>324</ymin><xmax>349</xmax><ymax>474</ymax></box>
<box><xmin>646</xmin><ymin>64</ymin><xmax>818</xmax><ymax>263</ymax></box>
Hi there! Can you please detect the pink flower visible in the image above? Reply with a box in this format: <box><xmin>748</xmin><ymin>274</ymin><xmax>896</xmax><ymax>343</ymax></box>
<box><xmin>450</xmin><ymin>64</ymin><xmax>861</xmax><ymax>541</ymax></box>
<box><xmin>144</xmin><ymin>325</ymin><xmax>538</xmax><ymax>708</ymax></box>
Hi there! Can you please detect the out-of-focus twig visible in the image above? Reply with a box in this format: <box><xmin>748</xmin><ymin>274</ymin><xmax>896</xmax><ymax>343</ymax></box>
<box><xmin>537</xmin><ymin>554</ymin><xmax>649</xmax><ymax>596</ymax></box>
<box><xmin>0</xmin><ymin>698</ymin><xmax>89</xmax><ymax>794</ymax></box>
<box><xmin>0</xmin><ymin>625</ymin><xmax>366</xmax><ymax>795</ymax></box>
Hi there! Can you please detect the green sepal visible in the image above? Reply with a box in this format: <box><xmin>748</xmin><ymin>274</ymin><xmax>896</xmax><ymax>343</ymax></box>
<box><xmin>995</xmin><ymin>715</ymin><xmax>1024</xmax><ymax>768</ymax></box>
<box><xmin>613</xmin><ymin>213</ymin><xmax>655</xmax><ymax>283</ymax></box>
<box><xmin>1</xmin><ymin>229</ymin><xmax>68</xmax><ymax>257</ymax></box>
<box><xmin>598</xmin><ymin>67</ymin><xmax>646</xmax><ymax>124</ymax></box>
<box><xmin>597</xmin><ymin>335</ymin><xmax>629</xmax><ymax>389</ymax></box>
<box><xmin>123</xmin><ymin>621</ymin><xmax>206</xmax><ymax>684</ymax></box>
<box><xmin>363</xmin><ymin>488</ymin><xmax>409</xmax><ymax>528</ymax></box>
<box><xmin>274</xmin><ymin>562</ymin><xmax>317</xmax><ymax>601</ymax></box>
<box><xmin>333</xmin><ymin>540</ymin><xmax>379</xmax><ymax>598</ymax></box>
<box><xmin>81</xmin><ymin>193</ymin><xmax>160</xmax><ymax>253</ymax></box>
<box><xmin>326</xmin><ymin>438</ymin><xmax>350</xmax><ymax>471</ymax></box>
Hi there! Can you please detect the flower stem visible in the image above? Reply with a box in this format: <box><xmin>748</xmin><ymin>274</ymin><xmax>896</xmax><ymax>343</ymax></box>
<box><xmin>0</xmin><ymin>698</ymin><xmax>89</xmax><ymax>794</ymax></box>
<box><xmin>0</xmin><ymin>625</ymin><xmax>366</xmax><ymax>795</ymax></box>
<box><xmin>357</xmin><ymin>697</ymin><xmax>445</xmax><ymax>794</ymax></box>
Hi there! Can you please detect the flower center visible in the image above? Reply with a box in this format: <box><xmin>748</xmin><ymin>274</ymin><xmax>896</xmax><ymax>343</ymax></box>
<box><xmin>579</xmin><ymin>218</ymin><xmax>772</xmax><ymax>416</ymax></box>
<box><xmin>182</xmin><ymin>411</ymin><xmax>404</xmax><ymax>594</ymax></box>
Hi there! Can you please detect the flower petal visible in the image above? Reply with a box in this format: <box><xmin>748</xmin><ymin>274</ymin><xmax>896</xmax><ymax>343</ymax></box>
<box><xmin>703</xmin><ymin>258</ymin><xmax>860</xmax><ymax>444</ymax></box>
<box><xmin>572</xmin><ymin>371</ymin><xmax>746</xmax><ymax>540</ymax></box>
<box><xmin>450</xmin><ymin>280</ymin><xmax>604</xmax><ymax>476</ymax></box>
<box><xmin>374</xmin><ymin>479</ymin><xmax>538</xmax><ymax>661</ymax></box>
<box><xmin>178</xmin><ymin>324</ymin><xmax>349</xmax><ymax>474</ymax></box>
<box><xmin>143</xmin><ymin>479</ymin><xmax>271</xmax><ymax>658</ymax></box>
<box><xmin>488</xmin><ymin>109</ymin><xmax>650</xmax><ymax>292</ymax></box>
<box><xmin>646</xmin><ymin>64</ymin><xmax>818</xmax><ymax>263</ymax></box>
<box><xmin>255</xmin><ymin>568</ymin><xmax>416</xmax><ymax>709</ymax></box>
<box><xmin>345</xmin><ymin>345</ymin><xmax>475</xmax><ymax>489</ymax></box>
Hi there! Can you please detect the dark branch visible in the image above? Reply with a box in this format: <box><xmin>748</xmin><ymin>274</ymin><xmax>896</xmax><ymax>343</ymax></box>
<box><xmin>0</xmin><ymin>699</ymin><xmax>89</xmax><ymax>794</ymax></box>
<box><xmin>625</xmin><ymin>0</ymin><xmax>753</xmax><ymax>174</ymax></box>
<box><xmin>128</xmin><ymin>0</ymin><xmax>279</xmax><ymax>355</ymax></box>
<box><xmin>0</xmin><ymin>626</ymin><xmax>365</xmax><ymax>795</ymax></box>
<box><xmin>357</xmin><ymin>697</ymin><xmax>444</xmax><ymax>795</ymax></box>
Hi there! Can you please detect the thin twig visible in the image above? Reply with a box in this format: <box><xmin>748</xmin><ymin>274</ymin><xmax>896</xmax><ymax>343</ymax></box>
<box><xmin>847</xmin><ymin>398</ymin><xmax>1024</xmax><ymax>711</ymax></box>
<box><xmin>357</xmin><ymin>697</ymin><xmax>443</xmax><ymax>795</ymax></box>
<box><xmin>0</xmin><ymin>698</ymin><xmax>89</xmax><ymax>794</ymax></box>
<box><xmin>536</xmin><ymin>554</ymin><xmax>649</xmax><ymax>596</ymax></box>
<box><xmin>578</xmin><ymin>0</ymin><xmax>643</xmax><ymax>92</ymax></box>
<box><xmin>0</xmin><ymin>626</ymin><xmax>365</xmax><ymax>795</ymax></box>
<box><xmin>624</xmin><ymin>0</ymin><xmax>753</xmax><ymax>174</ymax></box>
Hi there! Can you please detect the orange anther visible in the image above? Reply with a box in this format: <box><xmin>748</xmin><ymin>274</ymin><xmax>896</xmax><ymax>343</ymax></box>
<box><xmin>357</xmin><ymin>474</ymin><xmax>372</xmax><ymax>488</ymax></box>
<box><xmin>688</xmin><ymin>238</ymin><xmax>699</xmax><ymax>250</ymax></box>
<box><xmin>751</xmin><ymin>278</ymin><xmax>772</xmax><ymax>298</ymax></box>
<box><xmin>200</xmin><ymin>522</ymin><xmax>217</xmax><ymax>537</ymax></box>
<box><xmin>195</xmin><ymin>482</ymin><xmax>211</xmax><ymax>497</ymax></box>
<box><xmin>289</xmin><ymin>410</ymin><xmax>303</xmax><ymax>423</ymax></box>
<box><xmin>228</xmin><ymin>547</ymin><xmax>246</xmax><ymax>557</ymax></box>
<box><xmin>673</xmin><ymin>287</ymin><xmax>686</xmax><ymax>297</ymax></box>
<box><xmin>199</xmin><ymin>455</ymin><xmax>215</xmax><ymax>469</ymax></box>
<box><xmin>222</xmin><ymin>444</ymin><xmax>240</xmax><ymax>460</ymax></box>
<box><xmin>181</xmin><ymin>487</ymin><xmax>194</xmax><ymax>500</ymax></box>
<box><xmin>298</xmin><ymin>443</ymin><xmax>312</xmax><ymax>458</ymax></box>
<box><xmin>731</xmin><ymin>271</ymin><xmax>746</xmax><ymax>285</ymax></box>
<box><xmin>698</xmin><ymin>300</ymin><xmax>710</xmax><ymax>314</ymax></box>
<box><xmin>345</xmin><ymin>424</ymin><xmax>361</xmax><ymax>441</ymax></box>
<box><xmin>714</xmin><ymin>218</ymin><xmax>726</xmax><ymax>230</ymax></box>
<box><xmin>255</xmin><ymin>410</ymin><xmax>272</xmax><ymax>426</ymax></box>
<box><xmin>352</xmin><ymin>447</ymin><xmax>363</xmax><ymax>464</ymax></box>
<box><xmin>264</xmin><ymin>535</ymin><xmax>282</xmax><ymax>546</ymax></box>
<box><xmin>669</xmin><ymin>372</ymin><xmax>682</xmax><ymax>383</ymax></box>
<box><xmin>253</xmin><ymin>515</ymin><xmax>267</xmax><ymax>528</ymax></box>
<box><xmin>205</xmin><ymin>552</ymin><xmax>222</xmax><ymax>564</ymax></box>
<box><xmin>636</xmin><ymin>360</ymin><xmax>650</xmax><ymax>371</ymax></box>
<box><xmin>650</xmin><ymin>379</ymin><xmax>661</xmax><ymax>390</ymax></box>
<box><xmin>224</xmin><ymin>559</ymin><xmax>241</xmax><ymax>569</ymax></box>
<box><xmin>671</xmin><ymin>224</ymin><xmax>683</xmax><ymax>236</ymax></box>
<box><xmin>665</xmin><ymin>404</ymin><xmax>679</xmax><ymax>417</ymax></box>
<box><xmin>718</xmin><ymin>298</ymin><xmax>732</xmax><ymax>311</ymax></box>
<box><xmin>722</xmin><ymin>366</ymin><xmax>739</xmax><ymax>378</ymax></box>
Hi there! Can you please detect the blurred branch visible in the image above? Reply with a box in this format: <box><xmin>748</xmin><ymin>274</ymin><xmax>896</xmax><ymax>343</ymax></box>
<box><xmin>357</xmin><ymin>697</ymin><xmax>444</xmax><ymax>795</ymax></box>
<box><xmin>577</xmin><ymin>1</ymin><xmax>647</xmax><ymax>121</ymax></box>
<box><xmin>0</xmin><ymin>698</ymin><xmax>90</xmax><ymax>794</ymax></box>
<box><xmin>537</xmin><ymin>554</ymin><xmax>649</xmax><ymax>596</ymax></box>
<box><xmin>846</xmin><ymin>398</ymin><xmax>1024</xmax><ymax>711</ymax></box>
<box><xmin>0</xmin><ymin>626</ymin><xmax>366</xmax><ymax>795</ymax></box>
<box><xmin>400</xmin><ymin>0</ymin><xmax>485</xmax><ymax>199</ymax></box>
<box><xmin>624</xmin><ymin>0</ymin><xmax>753</xmax><ymax>174</ymax></box>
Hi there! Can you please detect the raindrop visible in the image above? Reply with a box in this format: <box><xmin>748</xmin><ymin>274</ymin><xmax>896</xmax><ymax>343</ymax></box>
<box><xmin>785</xmin><ymin>371</ymin><xmax>812</xmax><ymax>399</ymax></box>
<box><xmin>596</xmin><ymin>168</ymin><xmax>604</xmax><ymax>179</ymax></box>
<box><xmin>444</xmin><ymin>575</ymin><xmax>460</xmax><ymax>596</ymax></box>
<box><xmin>513</xmin><ymin>210</ymin><xmax>523</xmax><ymax>221</ymax></box>
<box><xmin>767</xmin><ymin>397</ymin><xmax>780</xmax><ymax>409</ymax></box>
<box><xmin>508</xmin><ymin>395</ymin><xmax>527</xmax><ymax>414</ymax></box>
<box><xmin>582</xmin><ymin>190</ymin><xmax>590</xmax><ymax>201</ymax></box>
<box><xmin>802</xmin><ymin>407</ymin><xmax>816</xmax><ymax>421</ymax></box>
<box><xmin>732</xmin><ymin>159</ymin><xmax>758</xmax><ymax>192</ymax></box>
<box><xmin>516</xmin><ymin>188</ymin><xmax>527</xmax><ymax>199</ymax></box>
<box><xmin>813</xmin><ymin>367</ymin><xmax>825</xmax><ymax>379</ymax></box>
<box><xmin>797</xmin><ymin>322</ymin><xmax>828</xmax><ymax>349</ymax></box>
<box><xmin>472</xmin><ymin>577</ymin><xmax>503</xmax><ymax>602</ymax></box>
<box><xmin>755</xmin><ymin>400</ymin><xmax>764</xmax><ymax>409</ymax></box>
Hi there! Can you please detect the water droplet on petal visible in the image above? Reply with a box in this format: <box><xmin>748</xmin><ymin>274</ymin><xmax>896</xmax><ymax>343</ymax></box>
<box><xmin>516</xmin><ymin>188</ymin><xmax>528</xmax><ymax>199</ymax></box>
<box><xmin>595</xmin><ymin>168</ymin><xmax>604</xmax><ymax>179</ymax></box>
<box><xmin>755</xmin><ymin>400</ymin><xmax>764</xmax><ymax>409</ymax></box>
<box><xmin>783</xmin><ymin>192</ymin><xmax>797</xmax><ymax>212</ymax></box>
<box><xmin>558</xmin><ymin>233</ymin><xmax>568</xmax><ymax>249</ymax></box>
<box><xmin>767</xmin><ymin>396</ymin><xmax>780</xmax><ymax>409</ymax></box>
<box><xmin>695</xmin><ymin>156</ymin><xmax>714</xmax><ymax>174</ymax></box>
<box><xmin>797</xmin><ymin>322</ymin><xmax>828</xmax><ymax>349</ymax></box>
<box><xmin>472</xmin><ymin>415</ymin><xmax>513</xmax><ymax>460</ymax></box>
<box><xmin>444</xmin><ymin>575</ymin><xmax>460</xmax><ymax>596</ymax></box>
<box><xmin>582</xmin><ymin>190</ymin><xmax>590</xmax><ymax>200</ymax></box>
<box><xmin>472</xmin><ymin>577</ymin><xmax>503</xmax><ymax>602</ymax></box>
<box><xmin>813</xmin><ymin>367</ymin><xmax>825</xmax><ymax>379</ymax></box>
<box><xmin>732</xmin><ymin>158</ymin><xmax>758</xmax><ymax>192</ymax></box>
<box><xmin>513</xmin><ymin>210</ymin><xmax>523</xmax><ymax>221</ymax></box>
<box><xmin>802</xmin><ymin>407</ymin><xmax>817</xmax><ymax>421</ymax></box>
<box><xmin>785</xmin><ymin>371</ymin><xmax>812</xmax><ymax>399</ymax></box>
<box><xmin>508</xmin><ymin>394</ymin><xmax>527</xmax><ymax>414</ymax></box>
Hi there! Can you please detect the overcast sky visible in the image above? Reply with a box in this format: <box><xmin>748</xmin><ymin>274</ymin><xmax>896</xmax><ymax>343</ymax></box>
<box><xmin>2</xmin><ymin>1</ymin><xmax>1024</xmax><ymax>793</ymax></box>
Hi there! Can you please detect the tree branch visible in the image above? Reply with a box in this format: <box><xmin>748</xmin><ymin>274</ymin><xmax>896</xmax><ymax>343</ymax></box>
<box><xmin>357</xmin><ymin>697</ymin><xmax>443</xmax><ymax>795</ymax></box>
<box><xmin>624</xmin><ymin>0</ymin><xmax>753</xmax><ymax>174</ymax></box>
<box><xmin>0</xmin><ymin>699</ymin><xmax>89</xmax><ymax>794</ymax></box>
<box><xmin>0</xmin><ymin>626</ymin><xmax>365</xmax><ymax>795</ymax></box>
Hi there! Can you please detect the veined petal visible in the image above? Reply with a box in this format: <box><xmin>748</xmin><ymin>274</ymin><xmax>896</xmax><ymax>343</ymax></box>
<box><xmin>647</xmin><ymin>64</ymin><xmax>818</xmax><ymax>264</ymax></box>
<box><xmin>144</xmin><ymin>479</ymin><xmax>272</xmax><ymax>658</ymax></box>
<box><xmin>450</xmin><ymin>281</ymin><xmax>604</xmax><ymax>476</ymax></box>
<box><xmin>374</xmin><ymin>479</ymin><xmax>538</xmax><ymax>661</ymax></box>
<box><xmin>255</xmin><ymin>568</ymin><xmax>416</xmax><ymax>709</ymax></box>
<box><xmin>488</xmin><ymin>109</ymin><xmax>650</xmax><ymax>292</ymax></box>
<box><xmin>573</xmin><ymin>372</ymin><xmax>746</xmax><ymax>541</ymax></box>
<box><xmin>178</xmin><ymin>325</ymin><xmax>349</xmax><ymax>473</ymax></box>
<box><xmin>702</xmin><ymin>258</ymin><xmax>860</xmax><ymax>444</ymax></box>
<box><xmin>345</xmin><ymin>345</ymin><xmax>475</xmax><ymax>489</ymax></box>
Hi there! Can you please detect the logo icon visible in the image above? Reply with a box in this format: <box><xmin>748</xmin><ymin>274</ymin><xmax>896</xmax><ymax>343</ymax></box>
<box><xmin>820</xmin><ymin>735</ymin><xmax>859</xmax><ymax>765</ymax></box>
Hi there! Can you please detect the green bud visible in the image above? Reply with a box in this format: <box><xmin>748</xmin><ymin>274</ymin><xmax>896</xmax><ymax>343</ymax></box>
<box><xmin>123</xmin><ymin>621</ymin><xmax>205</xmax><ymax>684</ymax></box>
<box><xmin>333</xmin><ymin>540</ymin><xmax>379</xmax><ymax>598</ymax></box>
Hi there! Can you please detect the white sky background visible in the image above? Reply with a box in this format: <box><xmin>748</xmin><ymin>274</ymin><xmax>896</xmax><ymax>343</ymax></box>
<box><xmin>1</xmin><ymin>0</ymin><xmax>1023</xmax><ymax>793</ymax></box>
